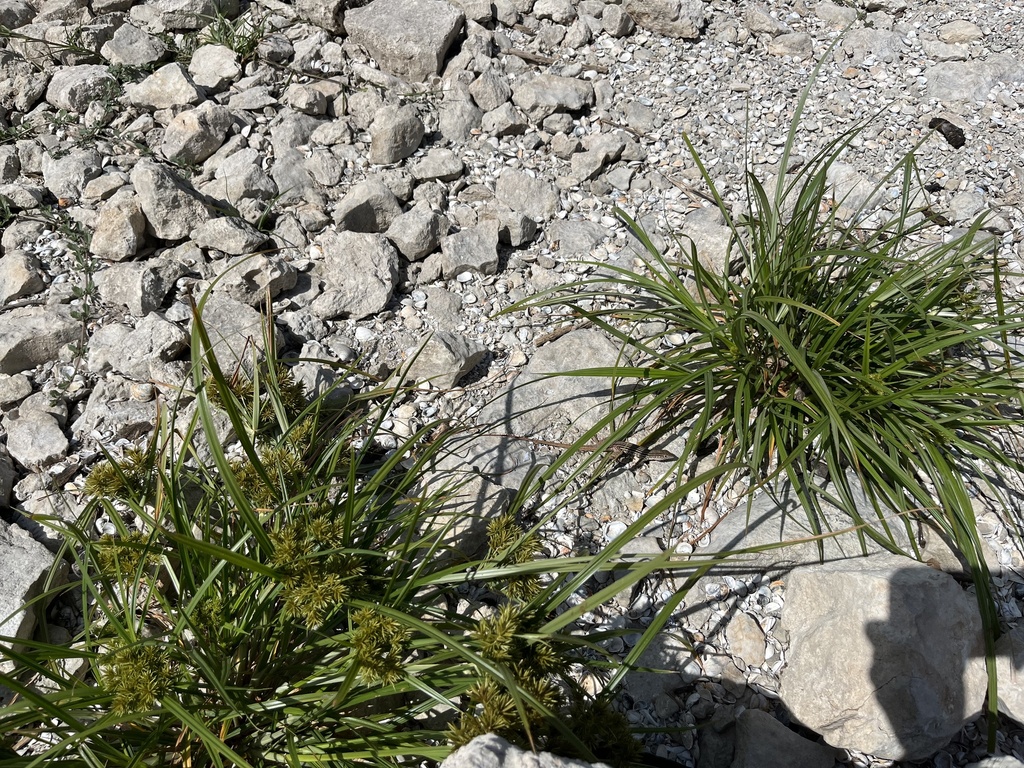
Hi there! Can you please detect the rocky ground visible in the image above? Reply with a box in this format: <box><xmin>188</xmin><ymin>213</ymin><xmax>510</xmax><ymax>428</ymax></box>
<box><xmin>1</xmin><ymin>0</ymin><xmax>1024</xmax><ymax>765</ymax></box>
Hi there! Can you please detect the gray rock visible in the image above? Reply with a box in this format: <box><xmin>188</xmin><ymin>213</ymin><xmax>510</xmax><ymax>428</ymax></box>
<box><xmin>966</xmin><ymin>759</ymin><xmax>1024</xmax><ymax>768</ymax></box>
<box><xmin>45</xmin><ymin>65</ymin><xmax>114</xmax><ymax>113</ymax></box>
<box><xmin>545</xmin><ymin>219</ymin><xmax>607</xmax><ymax>254</ymax></box>
<box><xmin>835</xmin><ymin>28</ymin><xmax>902</xmax><ymax>67</ymax></box>
<box><xmin>125</xmin><ymin>63</ymin><xmax>203</xmax><ymax>109</ymax></box>
<box><xmin>495</xmin><ymin>169</ymin><xmax>560</xmax><ymax>221</ymax></box>
<box><xmin>439</xmin><ymin>88</ymin><xmax>484</xmax><ymax>141</ymax></box>
<box><xmin>948</xmin><ymin>191</ymin><xmax>986</xmax><ymax>223</ymax></box>
<box><xmin>305</xmin><ymin>149</ymin><xmax>345</xmax><ymax>186</ymax></box>
<box><xmin>0</xmin><ymin>520</ymin><xmax>67</xmax><ymax>670</ymax></box>
<box><xmin>478</xmin><ymin>202</ymin><xmax>537</xmax><ymax>246</ymax></box>
<box><xmin>409</xmin><ymin>148</ymin><xmax>464</xmax><ymax>182</ymax></box>
<box><xmin>0</xmin><ymin>251</ymin><xmax>45</xmax><ymax>304</ymax></box>
<box><xmin>193</xmin><ymin>292</ymin><xmax>277</xmax><ymax>376</ymax></box>
<box><xmin>191</xmin><ymin>217</ymin><xmax>268</xmax><ymax>255</ymax></box>
<box><xmin>722</xmin><ymin>613</ymin><xmax>763</xmax><ymax>673</ymax></box>
<box><xmin>94</xmin><ymin>255</ymin><xmax>190</xmax><ymax>315</ymax></box>
<box><xmin>922</xmin><ymin>39</ymin><xmax>969</xmax><ymax>63</ymax></box>
<box><xmin>511</xmin><ymin>73</ymin><xmax>595</xmax><ymax>122</ymax></box>
<box><xmin>481</xmin><ymin>103</ymin><xmax>529</xmax><ymax>136</ymax></box>
<box><xmin>386</xmin><ymin>203</ymin><xmax>448</xmax><ymax>260</ymax></box>
<box><xmin>926</xmin><ymin>54</ymin><xmax>1024</xmax><ymax>103</ymax></box>
<box><xmin>295</xmin><ymin>0</ymin><xmax>348</xmax><ymax>33</ymax></box>
<box><xmin>602</xmin><ymin>3</ymin><xmax>635</xmax><ymax>36</ymax></box>
<box><xmin>0</xmin><ymin>0</ymin><xmax>35</xmax><ymax>29</ymax></box>
<box><xmin>781</xmin><ymin>556</ymin><xmax>987</xmax><ymax>760</ymax></box>
<box><xmin>623</xmin><ymin>0</ymin><xmax>704</xmax><ymax>38</ymax></box>
<box><xmin>161</xmin><ymin>101</ymin><xmax>233</xmax><ymax>165</ymax></box>
<box><xmin>938</xmin><ymin>20</ymin><xmax>984</xmax><ymax>44</ymax></box>
<box><xmin>310</xmin><ymin>231</ymin><xmax>399</xmax><ymax>320</ymax></box>
<box><xmin>130</xmin><ymin>0</ymin><xmax>241</xmax><ymax>30</ymax></box>
<box><xmin>731</xmin><ymin>709</ymin><xmax>837</xmax><ymax>768</ymax></box>
<box><xmin>676</xmin><ymin>205</ymin><xmax>734</xmax><ymax>274</ymax></box>
<box><xmin>211</xmin><ymin>148</ymin><xmax>278</xmax><ymax>205</ymax></box>
<box><xmin>0</xmin><ymin>146</ymin><xmax>20</xmax><ymax>184</ymax></box>
<box><xmin>284</xmin><ymin>84</ymin><xmax>328</xmax><ymax>116</ymax></box>
<box><xmin>745</xmin><ymin>4</ymin><xmax>789</xmax><ymax>36</ymax></box>
<box><xmin>769</xmin><ymin>31</ymin><xmax>813</xmax><ymax>58</ymax></box>
<box><xmin>41</xmin><ymin>148</ymin><xmax>102</xmax><ymax>200</ymax></box>
<box><xmin>88</xmin><ymin>315</ymin><xmax>189</xmax><ymax>380</ymax></box>
<box><xmin>0</xmin><ymin>306</ymin><xmax>78</xmax><ymax>375</ymax></box>
<box><xmin>369</xmin><ymin>104</ymin><xmax>425</xmax><ymax>165</ymax></box>
<box><xmin>440</xmin><ymin>220</ymin><xmax>500</xmax><ymax>277</ymax></box>
<box><xmin>441</xmin><ymin>734</ymin><xmax>609</xmax><ymax>768</ymax></box>
<box><xmin>826</xmin><ymin>162</ymin><xmax>885</xmax><ymax>217</ymax></box>
<box><xmin>131</xmin><ymin>159</ymin><xmax>212</xmax><ymax>240</ymax></box>
<box><xmin>89</xmin><ymin>192</ymin><xmax>147</xmax><ymax>261</ymax></box>
<box><xmin>214</xmin><ymin>253</ymin><xmax>299</xmax><ymax>305</ymax></box>
<box><xmin>469</xmin><ymin>70</ymin><xmax>513</xmax><ymax>111</ymax></box>
<box><xmin>100</xmin><ymin>22</ymin><xmax>167</xmax><ymax>65</ymax></box>
<box><xmin>0</xmin><ymin>373</ymin><xmax>32</xmax><ymax>408</ymax></box>
<box><xmin>533</xmin><ymin>0</ymin><xmax>574</xmax><ymax>23</ymax></box>
<box><xmin>333</xmin><ymin>178</ymin><xmax>403</xmax><ymax>232</ymax></box>
<box><xmin>346</xmin><ymin>0</ymin><xmax>464</xmax><ymax>82</ymax></box>
<box><xmin>71</xmin><ymin>375</ymin><xmax>163</xmax><ymax>441</ymax></box>
<box><xmin>621</xmin><ymin>631</ymin><xmax>698</xmax><ymax>701</ymax></box>
<box><xmin>479</xmin><ymin>328</ymin><xmax>625</xmax><ymax>435</ymax></box>
<box><xmin>815</xmin><ymin>0</ymin><xmax>857</xmax><ymax>27</ymax></box>
<box><xmin>188</xmin><ymin>44</ymin><xmax>241</xmax><ymax>91</ymax></box>
<box><xmin>404</xmin><ymin>330</ymin><xmax>487</xmax><ymax>388</ymax></box>
<box><xmin>5</xmin><ymin>407</ymin><xmax>68</xmax><ymax>468</ymax></box>
<box><xmin>994</xmin><ymin>625</ymin><xmax>1024</xmax><ymax>724</ymax></box>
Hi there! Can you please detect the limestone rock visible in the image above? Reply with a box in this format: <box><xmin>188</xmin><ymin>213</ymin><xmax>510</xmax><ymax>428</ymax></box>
<box><xmin>45</xmin><ymin>65</ymin><xmax>114</xmax><ymax>112</ymax></box>
<box><xmin>0</xmin><ymin>306</ymin><xmax>78</xmax><ymax>375</ymax></box>
<box><xmin>88</xmin><ymin>315</ymin><xmax>189</xmax><ymax>381</ymax></box>
<box><xmin>731</xmin><ymin>709</ymin><xmax>837</xmax><ymax>768</ymax></box>
<box><xmin>214</xmin><ymin>253</ymin><xmax>299</xmax><ymax>305</ymax></box>
<box><xmin>995</xmin><ymin>625</ymin><xmax>1024</xmax><ymax>724</ymax></box>
<box><xmin>345</xmin><ymin>0</ymin><xmax>464</xmax><ymax>82</ymax></box>
<box><xmin>188</xmin><ymin>44</ymin><xmax>241</xmax><ymax>91</ymax></box>
<box><xmin>0</xmin><ymin>520</ymin><xmax>67</xmax><ymax>669</ymax></box>
<box><xmin>41</xmin><ymin>148</ymin><xmax>103</xmax><ymax>200</ymax></box>
<box><xmin>333</xmin><ymin>178</ymin><xmax>403</xmax><ymax>232</ymax></box>
<box><xmin>623</xmin><ymin>0</ymin><xmax>704</xmax><ymax>39</ymax></box>
<box><xmin>511</xmin><ymin>74</ymin><xmax>595</xmax><ymax>122</ymax></box>
<box><xmin>100</xmin><ymin>22</ymin><xmax>167</xmax><ymax>66</ymax></box>
<box><xmin>0</xmin><ymin>251</ymin><xmax>45</xmax><ymax>304</ymax></box>
<box><xmin>369</xmin><ymin>104</ymin><xmax>425</xmax><ymax>165</ymax></box>
<box><xmin>94</xmin><ymin>256</ymin><xmax>190</xmax><ymax>315</ymax></box>
<box><xmin>478</xmin><ymin>328</ymin><xmax>625</xmax><ymax>435</ymax></box>
<box><xmin>386</xmin><ymin>203</ymin><xmax>448</xmax><ymax>260</ymax></box>
<box><xmin>780</xmin><ymin>556</ymin><xmax>987</xmax><ymax>760</ymax></box>
<box><xmin>161</xmin><ymin>101</ymin><xmax>233</xmax><ymax>165</ymax></box>
<box><xmin>441</xmin><ymin>734</ymin><xmax>608</xmax><ymax>768</ymax></box>
<box><xmin>404</xmin><ymin>330</ymin><xmax>487</xmax><ymax>388</ymax></box>
<box><xmin>125</xmin><ymin>63</ymin><xmax>203</xmax><ymax>109</ymax></box>
<box><xmin>192</xmin><ymin>292</ymin><xmax>277</xmax><ymax>375</ymax></box>
<box><xmin>495</xmin><ymin>168</ymin><xmax>560</xmax><ymax>220</ymax></box>
<box><xmin>439</xmin><ymin>220</ymin><xmax>499</xmax><ymax>277</ymax></box>
<box><xmin>191</xmin><ymin>217</ymin><xmax>268</xmax><ymax>255</ymax></box>
<box><xmin>925</xmin><ymin>54</ymin><xmax>1024</xmax><ymax>103</ymax></box>
<box><xmin>5</xmin><ymin>407</ymin><xmax>68</xmax><ymax>468</ymax></box>
<box><xmin>90</xmin><ymin>193</ymin><xmax>146</xmax><ymax>261</ymax></box>
<box><xmin>310</xmin><ymin>231</ymin><xmax>399</xmax><ymax>320</ymax></box>
<box><xmin>131</xmin><ymin>159</ymin><xmax>212</xmax><ymax>240</ymax></box>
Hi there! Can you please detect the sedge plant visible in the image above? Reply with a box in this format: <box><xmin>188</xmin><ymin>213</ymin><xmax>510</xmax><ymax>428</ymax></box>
<box><xmin>505</xmin><ymin>61</ymin><xmax>1024</xmax><ymax>744</ymax></box>
<box><xmin>0</xmin><ymin>293</ymin><xmax>741</xmax><ymax>767</ymax></box>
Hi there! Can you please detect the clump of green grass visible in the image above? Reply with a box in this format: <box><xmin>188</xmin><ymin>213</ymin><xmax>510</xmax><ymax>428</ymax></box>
<box><xmin>507</xmin><ymin>60</ymin><xmax>1024</xmax><ymax>746</ymax></box>
<box><xmin>199</xmin><ymin>11</ymin><xmax>266</xmax><ymax>62</ymax></box>
<box><xmin>0</xmin><ymin>292</ymin><xmax>734</xmax><ymax>767</ymax></box>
